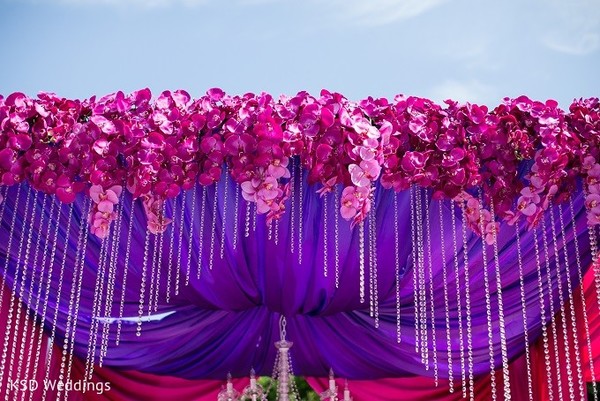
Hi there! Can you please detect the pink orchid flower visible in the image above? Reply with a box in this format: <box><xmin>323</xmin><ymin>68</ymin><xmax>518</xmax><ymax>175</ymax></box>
<box><xmin>267</xmin><ymin>157</ymin><xmax>290</xmax><ymax>179</ymax></box>
<box><xmin>340</xmin><ymin>186</ymin><xmax>361</xmax><ymax>220</ymax></box>
<box><xmin>141</xmin><ymin>195</ymin><xmax>172</xmax><ymax>234</ymax></box>
<box><xmin>340</xmin><ymin>186</ymin><xmax>370</xmax><ymax>221</ymax></box>
<box><xmin>90</xmin><ymin>184</ymin><xmax>122</xmax><ymax>213</ymax></box>
<box><xmin>589</xmin><ymin>164</ymin><xmax>600</xmax><ymax>179</ymax></box>
<box><xmin>516</xmin><ymin>187</ymin><xmax>541</xmax><ymax>216</ymax></box>
<box><xmin>89</xmin><ymin>211</ymin><xmax>117</xmax><ymax>239</ymax></box>
<box><xmin>349</xmin><ymin>160</ymin><xmax>381</xmax><ymax>187</ymax></box>
<box><xmin>586</xmin><ymin>194</ymin><xmax>600</xmax><ymax>210</ymax></box>
<box><xmin>587</xmin><ymin>206</ymin><xmax>600</xmax><ymax>226</ymax></box>
<box><xmin>257</xmin><ymin>177</ymin><xmax>279</xmax><ymax>201</ymax></box>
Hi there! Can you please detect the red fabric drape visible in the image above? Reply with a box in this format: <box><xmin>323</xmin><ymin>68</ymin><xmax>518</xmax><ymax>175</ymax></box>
<box><xmin>1</xmin><ymin>267</ymin><xmax>599</xmax><ymax>400</ymax></box>
<box><xmin>307</xmin><ymin>352</ymin><xmax>529</xmax><ymax>401</ymax></box>
<box><xmin>67</xmin><ymin>361</ymin><xmax>249</xmax><ymax>401</ymax></box>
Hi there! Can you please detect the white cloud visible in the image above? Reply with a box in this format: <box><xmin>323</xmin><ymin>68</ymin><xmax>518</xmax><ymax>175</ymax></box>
<box><xmin>543</xmin><ymin>32</ymin><xmax>600</xmax><ymax>56</ymax></box>
<box><xmin>335</xmin><ymin>0</ymin><xmax>449</xmax><ymax>26</ymax></box>
<box><xmin>428</xmin><ymin>79</ymin><xmax>496</xmax><ymax>106</ymax></box>
<box><xmin>538</xmin><ymin>0</ymin><xmax>600</xmax><ymax>55</ymax></box>
<box><xmin>15</xmin><ymin>0</ymin><xmax>447</xmax><ymax>20</ymax></box>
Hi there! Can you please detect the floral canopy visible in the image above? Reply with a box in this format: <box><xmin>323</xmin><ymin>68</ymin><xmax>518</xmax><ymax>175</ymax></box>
<box><xmin>0</xmin><ymin>89</ymin><xmax>599</xmax><ymax>400</ymax></box>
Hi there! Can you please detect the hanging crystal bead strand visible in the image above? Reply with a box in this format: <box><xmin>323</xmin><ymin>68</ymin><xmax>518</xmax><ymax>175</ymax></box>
<box><xmin>461</xmin><ymin>202</ymin><xmax>474</xmax><ymax>401</ymax></box>
<box><xmin>148</xmin><ymin>200</ymin><xmax>165</xmax><ymax>315</ymax></box>
<box><xmin>409</xmin><ymin>186</ymin><xmax>420</xmax><ymax>355</ymax></box>
<box><xmin>136</xmin><ymin>230</ymin><xmax>151</xmax><ymax>337</ymax></box>
<box><xmin>488</xmin><ymin>198</ymin><xmax>511</xmax><ymax>400</ymax></box>
<box><xmin>209</xmin><ymin>181</ymin><xmax>219</xmax><ymax>270</ymax></box>
<box><xmin>416</xmin><ymin>189</ymin><xmax>428</xmax><ymax>366</ymax></box>
<box><xmin>370</xmin><ymin>187</ymin><xmax>379</xmax><ymax>328</ymax></box>
<box><xmin>394</xmin><ymin>192</ymin><xmax>402</xmax><ymax>344</ymax></box>
<box><xmin>55</xmin><ymin>200</ymin><xmax>89</xmax><ymax>401</ymax></box>
<box><xmin>40</xmin><ymin>204</ymin><xmax>73</xmax><ymax>401</ymax></box>
<box><xmin>6</xmin><ymin>190</ymin><xmax>37</xmax><ymax>401</ymax></box>
<box><xmin>148</xmin><ymin>203</ymin><xmax>166</xmax><ymax>312</ymax></box>
<box><xmin>61</xmin><ymin>199</ymin><xmax>92</xmax><ymax>401</ymax></box>
<box><xmin>548</xmin><ymin>207</ymin><xmax>575</xmax><ymax>400</ymax></box>
<box><xmin>569</xmin><ymin>196</ymin><xmax>599</xmax><ymax>401</ymax></box>
<box><xmin>147</xmin><ymin>233</ymin><xmax>160</xmax><ymax>317</ymax></box>
<box><xmin>220</xmin><ymin>166</ymin><xmax>229</xmax><ymax>259</ymax></box>
<box><xmin>267</xmin><ymin>219</ymin><xmax>273</xmax><ymax>241</ymax></box>
<box><xmin>252</xmin><ymin>201</ymin><xmax>257</xmax><ymax>233</ymax></box>
<box><xmin>16</xmin><ymin>192</ymin><xmax>44</xmax><ymax>400</ymax></box>
<box><xmin>514</xmin><ymin>219</ymin><xmax>534</xmax><ymax>400</ymax></box>
<box><xmin>117</xmin><ymin>197</ymin><xmax>136</xmax><ymax>342</ymax></box>
<box><xmin>541</xmin><ymin>218</ymin><xmax>564</xmax><ymax>401</ymax></box>
<box><xmin>359</xmin><ymin>221</ymin><xmax>365</xmax><ymax>304</ymax></box>
<box><xmin>185</xmin><ymin>188</ymin><xmax>197</xmax><ymax>282</ymax></box>
<box><xmin>17</xmin><ymin>193</ymin><xmax>49</xmax><ymax>401</ymax></box>
<box><xmin>62</xmin><ymin>201</ymin><xmax>92</xmax><ymax>401</ymax></box>
<box><xmin>289</xmin><ymin>158</ymin><xmax>296</xmax><ymax>254</ymax></box>
<box><xmin>166</xmin><ymin>197</ymin><xmax>176</xmax><ymax>303</ymax></box>
<box><xmin>557</xmin><ymin>204</ymin><xmax>586</xmax><ymax>400</ymax></box>
<box><xmin>424</xmin><ymin>191</ymin><xmax>438</xmax><ymax>383</ymax></box>
<box><xmin>324</xmin><ymin>189</ymin><xmax>329</xmax><ymax>278</ymax></box>
<box><xmin>244</xmin><ymin>201</ymin><xmax>251</xmax><ymax>240</ymax></box>
<box><xmin>585</xmin><ymin>184</ymin><xmax>600</xmax><ymax>319</ymax></box>
<box><xmin>197</xmin><ymin>186</ymin><xmax>207</xmax><ymax>279</ymax></box>
<box><xmin>0</xmin><ymin>184</ymin><xmax>23</xmax><ymax>330</ymax></box>
<box><xmin>99</xmin><ymin>196</ymin><xmax>125</xmax><ymax>364</ymax></box>
<box><xmin>175</xmin><ymin>191</ymin><xmax>186</xmax><ymax>293</ymax></box>
<box><xmin>450</xmin><ymin>201</ymin><xmax>466</xmax><ymax>397</ymax></box>
<box><xmin>591</xmin><ymin>225</ymin><xmax>600</xmax><ymax>319</ymax></box>
<box><xmin>368</xmin><ymin>190</ymin><xmax>374</xmax><ymax>318</ymax></box>
<box><xmin>438</xmin><ymin>200</ymin><xmax>454</xmax><ymax>393</ymax></box>
<box><xmin>232</xmin><ymin>183</ymin><xmax>240</xmax><ymax>250</ymax></box>
<box><xmin>0</xmin><ymin>186</ymin><xmax>7</xmax><ymax>219</ymax></box>
<box><xmin>0</xmin><ymin>185</ymin><xmax>31</xmax><ymax>390</ymax></box>
<box><xmin>533</xmin><ymin>227</ymin><xmax>555</xmax><ymax>401</ymax></box>
<box><xmin>5</xmin><ymin>191</ymin><xmax>37</xmax><ymax>400</ymax></box>
<box><xmin>335</xmin><ymin>187</ymin><xmax>340</xmax><ymax>289</ymax></box>
<box><xmin>476</xmin><ymin>191</ymin><xmax>496</xmax><ymax>400</ymax></box>
<box><xmin>85</xmin><ymin>226</ymin><xmax>110</xmax><ymax>383</ymax></box>
<box><xmin>26</xmin><ymin>198</ymin><xmax>60</xmax><ymax>401</ymax></box>
<box><xmin>21</xmin><ymin>198</ymin><xmax>50</xmax><ymax>401</ymax></box>
<box><xmin>298</xmin><ymin>162</ymin><xmax>303</xmax><ymax>265</ymax></box>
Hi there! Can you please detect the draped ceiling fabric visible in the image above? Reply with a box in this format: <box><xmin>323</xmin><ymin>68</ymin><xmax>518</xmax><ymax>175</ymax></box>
<box><xmin>0</xmin><ymin>181</ymin><xmax>592</xmax><ymax>379</ymax></box>
<box><xmin>1</xmin><ymin>266</ymin><xmax>599</xmax><ymax>401</ymax></box>
<box><xmin>0</xmin><ymin>90</ymin><xmax>600</xmax><ymax>399</ymax></box>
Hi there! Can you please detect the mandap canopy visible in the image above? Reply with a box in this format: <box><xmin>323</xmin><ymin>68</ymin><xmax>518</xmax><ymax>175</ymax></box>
<box><xmin>0</xmin><ymin>89</ymin><xmax>599</xmax><ymax>400</ymax></box>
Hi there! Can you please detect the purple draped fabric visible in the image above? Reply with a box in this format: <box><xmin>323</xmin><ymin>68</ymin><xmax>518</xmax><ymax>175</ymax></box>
<box><xmin>0</xmin><ymin>173</ymin><xmax>592</xmax><ymax>380</ymax></box>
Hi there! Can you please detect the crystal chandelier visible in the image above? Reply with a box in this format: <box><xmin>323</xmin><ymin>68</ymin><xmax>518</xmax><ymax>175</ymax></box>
<box><xmin>218</xmin><ymin>316</ymin><xmax>353</xmax><ymax>401</ymax></box>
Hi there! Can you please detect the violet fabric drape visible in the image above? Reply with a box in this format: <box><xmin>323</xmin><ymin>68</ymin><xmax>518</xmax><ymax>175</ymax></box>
<box><xmin>308</xmin><ymin>264</ymin><xmax>600</xmax><ymax>401</ymax></box>
<box><xmin>1</xmin><ymin>267</ymin><xmax>598</xmax><ymax>400</ymax></box>
<box><xmin>0</xmin><ymin>178</ymin><xmax>593</xmax><ymax>380</ymax></box>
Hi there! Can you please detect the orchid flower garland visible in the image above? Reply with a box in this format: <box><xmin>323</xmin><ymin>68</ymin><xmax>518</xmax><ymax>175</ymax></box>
<box><xmin>0</xmin><ymin>89</ymin><xmax>598</xmax><ymax>240</ymax></box>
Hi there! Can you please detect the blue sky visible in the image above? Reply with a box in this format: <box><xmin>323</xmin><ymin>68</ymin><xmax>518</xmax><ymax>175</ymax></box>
<box><xmin>0</xmin><ymin>0</ymin><xmax>598</xmax><ymax>107</ymax></box>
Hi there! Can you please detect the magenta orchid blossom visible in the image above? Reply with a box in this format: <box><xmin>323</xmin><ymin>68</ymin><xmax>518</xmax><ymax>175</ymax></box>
<box><xmin>87</xmin><ymin>185</ymin><xmax>123</xmax><ymax>239</ymax></box>
<box><xmin>0</xmin><ymin>89</ymin><xmax>599</xmax><ymax>239</ymax></box>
